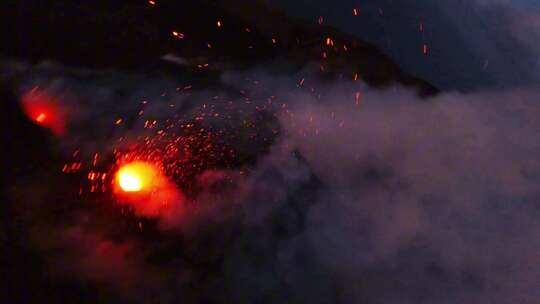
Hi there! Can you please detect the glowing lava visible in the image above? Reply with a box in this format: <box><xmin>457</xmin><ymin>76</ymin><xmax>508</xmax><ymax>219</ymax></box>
<box><xmin>21</xmin><ymin>89</ymin><xmax>65</xmax><ymax>135</ymax></box>
<box><xmin>118</xmin><ymin>169</ymin><xmax>143</xmax><ymax>192</ymax></box>
<box><xmin>35</xmin><ymin>112</ymin><xmax>47</xmax><ymax>123</ymax></box>
<box><xmin>115</xmin><ymin>162</ymin><xmax>159</xmax><ymax>193</ymax></box>
<box><xmin>113</xmin><ymin>160</ymin><xmax>184</xmax><ymax>218</ymax></box>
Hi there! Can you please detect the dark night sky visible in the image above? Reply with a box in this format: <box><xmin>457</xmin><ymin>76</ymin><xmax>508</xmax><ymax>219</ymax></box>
<box><xmin>268</xmin><ymin>0</ymin><xmax>540</xmax><ymax>90</ymax></box>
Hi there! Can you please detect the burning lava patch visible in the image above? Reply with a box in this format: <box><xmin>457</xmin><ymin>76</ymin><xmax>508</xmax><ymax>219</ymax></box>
<box><xmin>21</xmin><ymin>88</ymin><xmax>66</xmax><ymax>135</ymax></box>
<box><xmin>113</xmin><ymin>161</ymin><xmax>184</xmax><ymax>217</ymax></box>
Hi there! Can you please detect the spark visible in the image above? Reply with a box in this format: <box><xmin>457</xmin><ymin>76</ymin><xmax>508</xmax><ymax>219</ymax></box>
<box><xmin>35</xmin><ymin>112</ymin><xmax>47</xmax><ymax>123</ymax></box>
<box><xmin>172</xmin><ymin>31</ymin><xmax>184</xmax><ymax>39</ymax></box>
<box><xmin>326</xmin><ymin>37</ymin><xmax>334</xmax><ymax>46</ymax></box>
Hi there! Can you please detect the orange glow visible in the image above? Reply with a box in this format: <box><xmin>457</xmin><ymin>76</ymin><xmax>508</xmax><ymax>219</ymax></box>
<box><xmin>113</xmin><ymin>161</ymin><xmax>183</xmax><ymax>217</ymax></box>
<box><xmin>118</xmin><ymin>170</ymin><xmax>143</xmax><ymax>192</ymax></box>
<box><xmin>326</xmin><ymin>37</ymin><xmax>334</xmax><ymax>46</ymax></box>
<box><xmin>21</xmin><ymin>89</ymin><xmax>65</xmax><ymax>135</ymax></box>
<box><xmin>35</xmin><ymin>112</ymin><xmax>47</xmax><ymax>123</ymax></box>
<box><xmin>115</xmin><ymin>162</ymin><xmax>159</xmax><ymax>193</ymax></box>
<box><xmin>172</xmin><ymin>31</ymin><xmax>184</xmax><ymax>39</ymax></box>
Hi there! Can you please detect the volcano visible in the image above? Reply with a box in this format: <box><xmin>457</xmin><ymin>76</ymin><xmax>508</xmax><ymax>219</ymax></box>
<box><xmin>1</xmin><ymin>0</ymin><xmax>437</xmax><ymax>95</ymax></box>
<box><xmin>3</xmin><ymin>2</ymin><xmax>509</xmax><ymax>304</ymax></box>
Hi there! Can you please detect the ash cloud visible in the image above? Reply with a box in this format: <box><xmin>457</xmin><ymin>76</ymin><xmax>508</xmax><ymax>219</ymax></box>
<box><xmin>4</xmin><ymin>62</ymin><xmax>540</xmax><ymax>303</ymax></box>
<box><xmin>443</xmin><ymin>0</ymin><xmax>540</xmax><ymax>85</ymax></box>
<box><xmin>273</xmin><ymin>83</ymin><xmax>540</xmax><ymax>303</ymax></box>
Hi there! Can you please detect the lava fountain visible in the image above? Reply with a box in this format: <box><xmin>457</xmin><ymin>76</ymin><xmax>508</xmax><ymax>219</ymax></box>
<box><xmin>114</xmin><ymin>161</ymin><xmax>183</xmax><ymax>218</ymax></box>
<box><xmin>116</xmin><ymin>162</ymin><xmax>160</xmax><ymax>193</ymax></box>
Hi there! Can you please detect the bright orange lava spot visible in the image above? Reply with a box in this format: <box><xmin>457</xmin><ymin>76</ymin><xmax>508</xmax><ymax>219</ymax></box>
<box><xmin>35</xmin><ymin>112</ymin><xmax>47</xmax><ymax>123</ymax></box>
<box><xmin>115</xmin><ymin>162</ymin><xmax>159</xmax><ymax>193</ymax></box>
<box><xmin>118</xmin><ymin>170</ymin><xmax>143</xmax><ymax>192</ymax></box>
<box><xmin>113</xmin><ymin>160</ymin><xmax>184</xmax><ymax>218</ymax></box>
<box><xmin>21</xmin><ymin>90</ymin><xmax>65</xmax><ymax>135</ymax></box>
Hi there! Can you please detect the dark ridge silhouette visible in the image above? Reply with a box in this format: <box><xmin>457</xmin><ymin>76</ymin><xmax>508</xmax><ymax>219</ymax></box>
<box><xmin>1</xmin><ymin>0</ymin><xmax>437</xmax><ymax>95</ymax></box>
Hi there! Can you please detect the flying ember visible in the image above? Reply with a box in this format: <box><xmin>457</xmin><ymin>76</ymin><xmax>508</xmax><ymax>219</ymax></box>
<box><xmin>35</xmin><ymin>112</ymin><xmax>47</xmax><ymax>123</ymax></box>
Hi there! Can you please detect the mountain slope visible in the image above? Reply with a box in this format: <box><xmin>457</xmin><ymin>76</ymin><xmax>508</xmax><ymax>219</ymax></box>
<box><xmin>1</xmin><ymin>0</ymin><xmax>437</xmax><ymax>95</ymax></box>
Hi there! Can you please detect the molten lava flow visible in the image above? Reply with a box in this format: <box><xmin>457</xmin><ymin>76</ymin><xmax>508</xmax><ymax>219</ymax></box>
<box><xmin>115</xmin><ymin>162</ymin><xmax>159</xmax><ymax>193</ymax></box>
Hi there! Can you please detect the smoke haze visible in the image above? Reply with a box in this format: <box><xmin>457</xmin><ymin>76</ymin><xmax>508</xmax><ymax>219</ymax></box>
<box><xmin>4</xmin><ymin>61</ymin><xmax>540</xmax><ymax>303</ymax></box>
